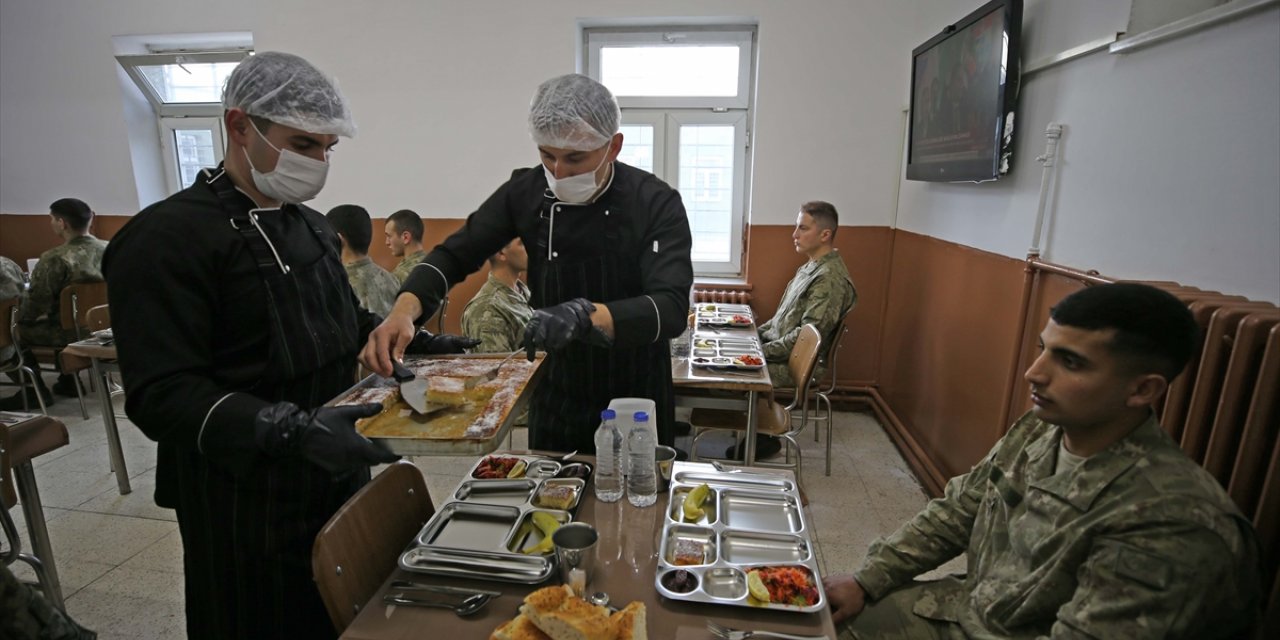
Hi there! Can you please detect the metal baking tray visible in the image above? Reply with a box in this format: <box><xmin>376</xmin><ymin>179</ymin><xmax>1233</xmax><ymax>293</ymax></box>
<box><xmin>328</xmin><ymin>354</ymin><xmax>546</xmax><ymax>456</ymax></box>
<box><xmin>398</xmin><ymin>453</ymin><xmax>587</xmax><ymax>584</ymax></box>
<box><xmin>654</xmin><ymin>462</ymin><xmax>825</xmax><ymax>613</ymax></box>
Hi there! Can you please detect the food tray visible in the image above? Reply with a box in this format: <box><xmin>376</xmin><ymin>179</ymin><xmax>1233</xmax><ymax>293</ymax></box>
<box><xmin>329</xmin><ymin>354</ymin><xmax>546</xmax><ymax>456</ymax></box>
<box><xmin>695</xmin><ymin>303</ymin><xmax>753</xmax><ymax>315</ymax></box>
<box><xmin>654</xmin><ymin>462</ymin><xmax>825</xmax><ymax>613</ymax></box>
<box><xmin>697</xmin><ymin>311</ymin><xmax>754</xmax><ymax>328</ymax></box>
<box><xmin>398</xmin><ymin>453</ymin><xmax>588</xmax><ymax>584</ymax></box>
<box><xmin>690</xmin><ymin>337</ymin><xmax>765</xmax><ymax>370</ymax></box>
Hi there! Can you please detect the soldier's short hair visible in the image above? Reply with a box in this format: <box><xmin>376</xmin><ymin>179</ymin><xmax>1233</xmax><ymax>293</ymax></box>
<box><xmin>50</xmin><ymin>198</ymin><xmax>92</xmax><ymax>231</ymax></box>
<box><xmin>387</xmin><ymin>209</ymin><xmax>424</xmax><ymax>243</ymax></box>
<box><xmin>1050</xmin><ymin>283</ymin><xmax>1197</xmax><ymax>382</ymax></box>
<box><xmin>326</xmin><ymin>204</ymin><xmax>373</xmax><ymax>254</ymax></box>
<box><xmin>801</xmin><ymin>201</ymin><xmax>838</xmax><ymax>240</ymax></box>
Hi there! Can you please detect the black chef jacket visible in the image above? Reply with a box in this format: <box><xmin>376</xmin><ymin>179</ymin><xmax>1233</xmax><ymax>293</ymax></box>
<box><xmin>103</xmin><ymin>166</ymin><xmax>377</xmax><ymax>640</ymax></box>
<box><xmin>402</xmin><ymin>162</ymin><xmax>694</xmax><ymax>452</ymax></box>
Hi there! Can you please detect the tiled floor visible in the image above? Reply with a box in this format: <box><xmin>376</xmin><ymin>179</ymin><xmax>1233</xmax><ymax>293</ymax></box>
<box><xmin>8</xmin><ymin>390</ymin><xmax>962</xmax><ymax>638</ymax></box>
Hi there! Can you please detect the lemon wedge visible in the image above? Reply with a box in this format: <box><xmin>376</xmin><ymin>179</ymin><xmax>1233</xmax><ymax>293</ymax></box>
<box><xmin>747</xmin><ymin>570</ymin><xmax>771</xmax><ymax>602</ymax></box>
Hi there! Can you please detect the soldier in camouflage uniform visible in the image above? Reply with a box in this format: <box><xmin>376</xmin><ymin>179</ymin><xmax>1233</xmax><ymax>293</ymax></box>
<box><xmin>825</xmin><ymin>283</ymin><xmax>1261</xmax><ymax>639</ymax></box>
<box><xmin>2</xmin><ymin>199</ymin><xmax>107</xmax><ymax>408</ymax></box>
<box><xmin>734</xmin><ymin>201</ymin><xmax>855</xmax><ymax>459</ymax></box>
<box><xmin>0</xmin><ymin>256</ymin><xmax>24</xmax><ymax>364</ymax></box>
<box><xmin>326</xmin><ymin>204</ymin><xmax>400</xmax><ymax>317</ymax></box>
<box><xmin>384</xmin><ymin>208</ymin><xmax>428</xmax><ymax>283</ymax></box>
<box><xmin>461</xmin><ymin>238</ymin><xmax>533</xmax><ymax>353</ymax></box>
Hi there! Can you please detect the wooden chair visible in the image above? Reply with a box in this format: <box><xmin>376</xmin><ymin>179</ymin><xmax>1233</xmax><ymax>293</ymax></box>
<box><xmin>2</xmin><ymin>415</ymin><xmax>71</xmax><ymax>610</ymax></box>
<box><xmin>28</xmin><ymin>282</ymin><xmax>108</xmax><ymax>419</ymax></box>
<box><xmin>312</xmin><ymin>461</ymin><xmax>435</xmax><ymax>633</ymax></box>
<box><xmin>1</xmin><ymin>297</ymin><xmax>48</xmax><ymax>415</ymax></box>
<box><xmin>807</xmin><ymin>318</ymin><xmax>851</xmax><ymax>476</ymax></box>
<box><xmin>690</xmin><ymin>324</ymin><xmax>822</xmax><ymax>489</ymax></box>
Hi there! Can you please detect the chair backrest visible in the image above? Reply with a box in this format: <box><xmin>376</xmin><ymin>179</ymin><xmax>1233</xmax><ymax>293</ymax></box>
<box><xmin>86</xmin><ymin>304</ymin><xmax>110</xmax><ymax>332</ymax></box>
<box><xmin>58</xmin><ymin>282</ymin><xmax>108</xmax><ymax>338</ymax></box>
<box><xmin>1</xmin><ymin>424</ymin><xmax>15</xmax><ymax>510</ymax></box>
<box><xmin>312</xmin><ymin>461</ymin><xmax>435</xmax><ymax>633</ymax></box>
<box><xmin>0</xmin><ymin>298</ymin><xmax>18</xmax><ymax>352</ymax></box>
<box><xmin>787</xmin><ymin>324</ymin><xmax>823</xmax><ymax>404</ymax></box>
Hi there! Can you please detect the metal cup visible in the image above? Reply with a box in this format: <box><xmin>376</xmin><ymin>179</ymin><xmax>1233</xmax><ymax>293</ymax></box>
<box><xmin>552</xmin><ymin>522</ymin><xmax>598</xmax><ymax>596</ymax></box>
<box><xmin>655</xmin><ymin>445</ymin><xmax>678</xmax><ymax>492</ymax></box>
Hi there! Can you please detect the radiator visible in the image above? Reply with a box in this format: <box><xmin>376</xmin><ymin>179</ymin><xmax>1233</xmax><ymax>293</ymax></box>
<box><xmin>692</xmin><ymin>287</ymin><xmax>752</xmax><ymax>305</ymax></box>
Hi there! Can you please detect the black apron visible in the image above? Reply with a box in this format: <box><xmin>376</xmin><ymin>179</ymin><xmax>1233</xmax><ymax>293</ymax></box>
<box><xmin>526</xmin><ymin>193</ymin><xmax>675</xmax><ymax>453</ymax></box>
<box><xmin>175</xmin><ymin>170</ymin><xmax>362</xmax><ymax>640</ymax></box>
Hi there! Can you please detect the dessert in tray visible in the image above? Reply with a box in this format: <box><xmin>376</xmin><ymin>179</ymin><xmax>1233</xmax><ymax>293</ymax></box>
<box><xmin>654</xmin><ymin>462</ymin><xmax>825</xmax><ymax>613</ymax></box>
<box><xmin>331</xmin><ymin>354</ymin><xmax>543</xmax><ymax>448</ymax></box>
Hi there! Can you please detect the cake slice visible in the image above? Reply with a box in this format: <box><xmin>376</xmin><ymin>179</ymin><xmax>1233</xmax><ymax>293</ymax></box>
<box><xmin>425</xmin><ymin>375</ymin><xmax>470</xmax><ymax>406</ymax></box>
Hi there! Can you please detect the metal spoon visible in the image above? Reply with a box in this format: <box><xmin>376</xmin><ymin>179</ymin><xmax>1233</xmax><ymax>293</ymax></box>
<box><xmin>382</xmin><ymin>592</ymin><xmax>492</xmax><ymax>616</ymax></box>
<box><xmin>559</xmin><ymin>450</ymin><xmax>579</xmax><ymax>461</ymax></box>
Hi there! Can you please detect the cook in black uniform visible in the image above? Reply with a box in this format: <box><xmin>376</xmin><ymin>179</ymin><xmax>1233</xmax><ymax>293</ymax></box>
<box><xmin>103</xmin><ymin>52</ymin><xmax>472</xmax><ymax>639</ymax></box>
<box><xmin>362</xmin><ymin>74</ymin><xmax>694</xmax><ymax>453</ymax></box>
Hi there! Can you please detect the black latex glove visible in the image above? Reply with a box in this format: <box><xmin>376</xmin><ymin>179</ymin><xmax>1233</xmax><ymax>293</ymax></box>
<box><xmin>405</xmin><ymin>330</ymin><xmax>482</xmax><ymax>355</ymax></box>
<box><xmin>522</xmin><ymin>298</ymin><xmax>596</xmax><ymax>361</ymax></box>
<box><xmin>255</xmin><ymin>402</ymin><xmax>400</xmax><ymax>474</ymax></box>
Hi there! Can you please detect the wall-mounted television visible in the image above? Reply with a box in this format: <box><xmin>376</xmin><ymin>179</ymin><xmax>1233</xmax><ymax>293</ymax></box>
<box><xmin>906</xmin><ymin>0</ymin><xmax>1022</xmax><ymax>183</ymax></box>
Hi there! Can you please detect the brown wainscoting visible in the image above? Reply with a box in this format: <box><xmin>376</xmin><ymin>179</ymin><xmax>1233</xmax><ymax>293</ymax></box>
<box><xmin>875</xmin><ymin>231</ymin><xmax>1027</xmax><ymax>487</ymax></box>
<box><xmin>0</xmin><ymin>214</ymin><xmax>130</xmax><ymax>264</ymax></box>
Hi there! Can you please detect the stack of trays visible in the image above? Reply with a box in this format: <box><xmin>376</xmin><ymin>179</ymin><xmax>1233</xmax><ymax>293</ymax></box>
<box><xmin>654</xmin><ymin>462</ymin><xmax>825</xmax><ymax>613</ymax></box>
<box><xmin>398</xmin><ymin>454</ymin><xmax>589</xmax><ymax>584</ymax></box>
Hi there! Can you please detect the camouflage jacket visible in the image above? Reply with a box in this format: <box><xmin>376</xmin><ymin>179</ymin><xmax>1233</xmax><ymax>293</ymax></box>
<box><xmin>461</xmin><ymin>272</ymin><xmax>533</xmax><ymax>353</ymax></box>
<box><xmin>0</xmin><ymin>256</ymin><xmax>22</xmax><ymax>301</ymax></box>
<box><xmin>854</xmin><ymin>412</ymin><xmax>1260</xmax><ymax>639</ymax></box>
<box><xmin>393</xmin><ymin>249</ymin><xmax>428</xmax><ymax>284</ymax></box>
<box><xmin>757</xmin><ymin>250</ymin><xmax>855</xmax><ymax>363</ymax></box>
<box><xmin>19</xmin><ymin>235</ymin><xmax>107</xmax><ymax>326</ymax></box>
<box><xmin>344</xmin><ymin>256</ymin><xmax>399</xmax><ymax>318</ymax></box>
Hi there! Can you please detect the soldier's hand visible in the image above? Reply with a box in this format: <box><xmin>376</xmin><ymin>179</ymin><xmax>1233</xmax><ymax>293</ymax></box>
<box><xmin>360</xmin><ymin>299</ymin><xmax>419</xmax><ymax>377</ymax></box>
<box><xmin>823</xmin><ymin>574</ymin><xmax>868</xmax><ymax>624</ymax></box>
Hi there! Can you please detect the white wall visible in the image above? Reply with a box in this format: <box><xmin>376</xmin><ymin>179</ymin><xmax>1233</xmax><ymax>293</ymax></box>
<box><xmin>897</xmin><ymin>0</ymin><xmax>1280</xmax><ymax>303</ymax></box>
<box><xmin>0</xmin><ymin>0</ymin><xmax>915</xmax><ymax>230</ymax></box>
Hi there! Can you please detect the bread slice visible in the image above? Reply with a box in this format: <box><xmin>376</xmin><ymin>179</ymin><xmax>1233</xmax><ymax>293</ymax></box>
<box><xmin>491</xmin><ymin>613</ymin><xmax>552</xmax><ymax>640</ymax></box>
<box><xmin>520</xmin><ymin>585</ymin><xmax>614</xmax><ymax>640</ymax></box>
<box><xmin>610</xmin><ymin>602</ymin><xmax>646</xmax><ymax>640</ymax></box>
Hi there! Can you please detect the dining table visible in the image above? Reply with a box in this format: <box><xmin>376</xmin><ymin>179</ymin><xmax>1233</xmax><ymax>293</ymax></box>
<box><xmin>59</xmin><ymin>336</ymin><xmax>131</xmax><ymax>495</ymax></box>
<box><xmin>338</xmin><ymin>453</ymin><xmax>837</xmax><ymax>640</ymax></box>
<box><xmin>671</xmin><ymin>307</ymin><xmax>773</xmax><ymax>466</ymax></box>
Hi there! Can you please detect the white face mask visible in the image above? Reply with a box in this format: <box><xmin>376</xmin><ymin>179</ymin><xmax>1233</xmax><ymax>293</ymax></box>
<box><xmin>544</xmin><ymin>145</ymin><xmax>611</xmax><ymax>204</ymax></box>
<box><xmin>244</xmin><ymin>120</ymin><xmax>329</xmax><ymax>204</ymax></box>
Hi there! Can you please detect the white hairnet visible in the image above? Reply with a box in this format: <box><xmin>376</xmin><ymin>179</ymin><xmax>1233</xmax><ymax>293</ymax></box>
<box><xmin>528</xmin><ymin>74</ymin><xmax>620</xmax><ymax>151</ymax></box>
<box><xmin>222</xmin><ymin>51</ymin><xmax>356</xmax><ymax>137</ymax></box>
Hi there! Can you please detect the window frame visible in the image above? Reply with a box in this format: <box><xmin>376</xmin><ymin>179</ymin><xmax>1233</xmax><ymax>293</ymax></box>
<box><xmin>116</xmin><ymin>50</ymin><xmax>249</xmax><ymax>117</ymax></box>
<box><xmin>159</xmin><ymin>116</ymin><xmax>226</xmax><ymax>194</ymax></box>
<box><xmin>585</xmin><ymin>25</ymin><xmax>756</xmax><ymax>276</ymax></box>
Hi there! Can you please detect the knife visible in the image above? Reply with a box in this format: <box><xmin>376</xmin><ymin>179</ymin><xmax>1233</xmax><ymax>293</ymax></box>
<box><xmin>389</xmin><ymin>580</ymin><xmax>502</xmax><ymax>597</ymax></box>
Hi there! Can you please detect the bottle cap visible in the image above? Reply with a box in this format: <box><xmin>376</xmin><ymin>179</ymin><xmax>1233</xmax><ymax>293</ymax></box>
<box><xmin>634</xmin><ymin>411</ymin><xmax>649</xmax><ymax>422</ymax></box>
<box><xmin>601</xmin><ymin>409</ymin><xmax>616</xmax><ymax>420</ymax></box>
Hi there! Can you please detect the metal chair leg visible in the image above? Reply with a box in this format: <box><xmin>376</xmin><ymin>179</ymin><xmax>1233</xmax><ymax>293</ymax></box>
<box><xmin>12</xmin><ymin>461</ymin><xmax>64</xmax><ymax>610</ymax></box>
<box><xmin>72</xmin><ymin>372</ymin><xmax>89</xmax><ymax>419</ymax></box>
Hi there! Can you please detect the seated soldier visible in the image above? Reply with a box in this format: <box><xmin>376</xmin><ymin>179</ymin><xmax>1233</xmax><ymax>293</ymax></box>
<box><xmin>461</xmin><ymin>238</ymin><xmax>533</xmax><ymax>353</ymax></box>
<box><xmin>730</xmin><ymin>201</ymin><xmax>855</xmax><ymax>459</ymax></box>
<box><xmin>384</xmin><ymin>208</ymin><xmax>427</xmax><ymax>283</ymax></box>
<box><xmin>1</xmin><ymin>199</ymin><xmax>108</xmax><ymax>410</ymax></box>
<box><xmin>824</xmin><ymin>283</ymin><xmax>1261</xmax><ymax>639</ymax></box>
<box><xmin>1</xmin><ymin>256</ymin><xmax>23</xmax><ymax>366</ymax></box>
<box><xmin>326</xmin><ymin>204</ymin><xmax>399</xmax><ymax>317</ymax></box>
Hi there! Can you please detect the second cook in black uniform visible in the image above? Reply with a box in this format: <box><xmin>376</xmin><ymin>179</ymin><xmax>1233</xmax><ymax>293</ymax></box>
<box><xmin>362</xmin><ymin>73</ymin><xmax>694</xmax><ymax>453</ymax></box>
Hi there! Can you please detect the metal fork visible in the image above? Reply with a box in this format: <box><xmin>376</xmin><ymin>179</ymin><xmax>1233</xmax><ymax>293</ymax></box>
<box><xmin>705</xmin><ymin>620</ymin><xmax>829</xmax><ymax>640</ymax></box>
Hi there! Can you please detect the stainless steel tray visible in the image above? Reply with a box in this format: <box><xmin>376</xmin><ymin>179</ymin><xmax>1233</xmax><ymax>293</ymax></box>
<box><xmin>654</xmin><ymin>462</ymin><xmax>825</xmax><ymax>613</ymax></box>
<box><xmin>398</xmin><ymin>453</ymin><xmax>586</xmax><ymax>584</ymax></box>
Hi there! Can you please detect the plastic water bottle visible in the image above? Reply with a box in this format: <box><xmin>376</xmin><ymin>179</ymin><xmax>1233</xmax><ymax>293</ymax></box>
<box><xmin>627</xmin><ymin>411</ymin><xmax>657</xmax><ymax>507</ymax></box>
<box><xmin>593</xmin><ymin>409</ymin><xmax>624</xmax><ymax>502</ymax></box>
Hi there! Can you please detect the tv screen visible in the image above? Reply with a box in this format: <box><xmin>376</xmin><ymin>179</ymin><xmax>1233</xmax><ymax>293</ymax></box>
<box><xmin>906</xmin><ymin>0</ymin><xmax>1021</xmax><ymax>183</ymax></box>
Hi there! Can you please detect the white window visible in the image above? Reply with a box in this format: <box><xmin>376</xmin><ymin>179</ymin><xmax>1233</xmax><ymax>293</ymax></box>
<box><xmin>586</xmin><ymin>27</ymin><xmax>756</xmax><ymax>275</ymax></box>
<box><xmin>117</xmin><ymin>50</ymin><xmax>248</xmax><ymax>194</ymax></box>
